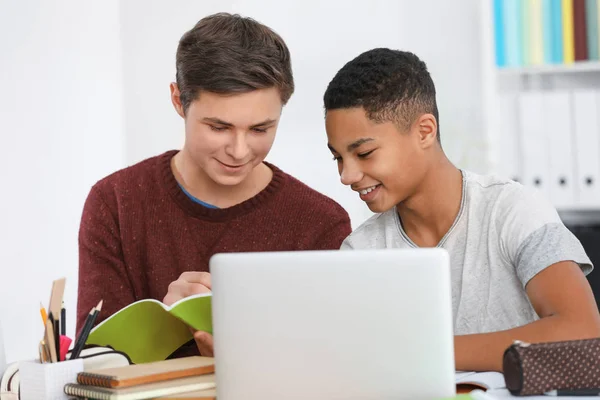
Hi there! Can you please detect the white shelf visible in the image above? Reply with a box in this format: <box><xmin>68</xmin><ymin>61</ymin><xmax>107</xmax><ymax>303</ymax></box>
<box><xmin>558</xmin><ymin>208</ymin><xmax>600</xmax><ymax>225</ymax></box>
<box><xmin>479</xmin><ymin>0</ymin><xmax>600</xmax><ymax>226</ymax></box>
<box><xmin>557</xmin><ymin>205</ymin><xmax>600</xmax><ymax>212</ymax></box>
<box><xmin>497</xmin><ymin>61</ymin><xmax>600</xmax><ymax>76</ymax></box>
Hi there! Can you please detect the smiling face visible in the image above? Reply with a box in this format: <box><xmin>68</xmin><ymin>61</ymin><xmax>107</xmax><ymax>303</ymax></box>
<box><xmin>326</xmin><ymin>107</ymin><xmax>434</xmax><ymax>213</ymax></box>
<box><xmin>171</xmin><ymin>85</ymin><xmax>282</xmax><ymax>187</ymax></box>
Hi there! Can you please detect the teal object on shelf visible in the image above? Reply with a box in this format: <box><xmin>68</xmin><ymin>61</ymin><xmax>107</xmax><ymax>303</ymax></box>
<box><xmin>494</xmin><ymin>0</ymin><xmax>507</xmax><ymax>67</ymax></box>
<box><xmin>543</xmin><ymin>0</ymin><xmax>564</xmax><ymax>63</ymax></box>
<box><xmin>550</xmin><ymin>0</ymin><xmax>564</xmax><ymax>63</ymax></box>
<box><xmin>494</xmin><ymin>0</ymin><xmax>506</xmax><ymax>67</ymax></box>
<box><xmin>586</xmin><ymin>0</ymin><xmax>599</xmax><ymax>60</ymax></box>
<box><xmin>543</xmin><ymin>0</ymin><xmax>554</xmax><ymax>63</ymax></box>
<box><xmin>503</xmin><ymin>0</ymin><xmax>524</xmax><ymax>67</ymax></box>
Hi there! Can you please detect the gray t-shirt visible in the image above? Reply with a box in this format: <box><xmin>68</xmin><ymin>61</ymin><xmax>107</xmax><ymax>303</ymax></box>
<box><xmin>341</xmin><ymin>170</ymin><xmax>592</xmax><ymax>335</ymax></box>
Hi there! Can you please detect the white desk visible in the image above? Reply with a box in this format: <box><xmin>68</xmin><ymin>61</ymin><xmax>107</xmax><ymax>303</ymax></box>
<box><xmin>481</xmin><ymin>388</ymin><xmax>599</xmax><ymax>400</ymax></box>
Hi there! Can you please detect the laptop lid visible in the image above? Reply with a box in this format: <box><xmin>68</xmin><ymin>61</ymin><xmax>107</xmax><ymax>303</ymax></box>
<box><xmin>210</xmin><ymin>248</ymin><xmax>455</xmax><ymax>400</ymax></box>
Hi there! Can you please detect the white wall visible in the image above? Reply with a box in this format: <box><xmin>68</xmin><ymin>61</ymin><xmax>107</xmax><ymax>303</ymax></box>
<box><xmin>400</xmin><ymin>0</ymin><xmax>490</xmax><ymax>174</ymax></box>
<box><xmin>0</xmin><ymin>0</ymin><xmax>488</xmax><ymax>363</ymax></box>
<box><xmin>119</xmin><ymin>0</ymin><xmax>489</xmax><ymax>229</ymax></box>
<box><xmin>0</xmin><ymin>0</ymin><xmax>125</xmax><ymax>362</ymax></box>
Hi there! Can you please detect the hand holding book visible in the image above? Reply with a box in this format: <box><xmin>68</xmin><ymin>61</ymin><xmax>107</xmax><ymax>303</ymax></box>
<box><xmin>163</xmin><ymin>271</ymin><xmax>212</xmax><ymax>306</ymax></box>
<box><xmin>164</xmin><ymin>271</ymin><xmax>214</xmax><ymax>357</ymax></box>
<box><xmin>192</xmin><ymin>331</ymin><xmax>214</xmax><ymax>357</ymax></box>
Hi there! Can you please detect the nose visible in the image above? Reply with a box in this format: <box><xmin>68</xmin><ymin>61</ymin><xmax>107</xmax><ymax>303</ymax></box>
<box><xmin>340</xmin><ymin>161</ymin><xmax>363</xmax><ymax>186</ymax></box>
<box><xmin>225</xmin><ymin>132</ymin><xmax>250</xmax><ymax>161</ymax></box>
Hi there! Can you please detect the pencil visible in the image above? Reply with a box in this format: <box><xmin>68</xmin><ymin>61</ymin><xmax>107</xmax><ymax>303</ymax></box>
<box><xmin>40</xmin><ymin>302</ymin><xmax>48</xmax><ymax>325</ymax></box>
<box><xmin>69</xmin><ymin>300</ymin><xmax>103</xmax><ymax>360</ymax></box>
<box><xmin>69</xmin><ymin>304</ymin><xmax>95</xmax><ymax>360</ymax></box>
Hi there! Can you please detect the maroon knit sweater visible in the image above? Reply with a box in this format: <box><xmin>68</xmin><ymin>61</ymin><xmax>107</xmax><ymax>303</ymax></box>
<box><xmin>76</xmin><ymin>150</ymin><xmax>352</xmax><ymax>337</ymax></box>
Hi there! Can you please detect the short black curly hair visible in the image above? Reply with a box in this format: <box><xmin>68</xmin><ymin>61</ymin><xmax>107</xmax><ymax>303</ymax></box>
<box><xmin>324</xmin><ymin>48</ymin><xmax>440</xmax><ymax>142</ymax></box>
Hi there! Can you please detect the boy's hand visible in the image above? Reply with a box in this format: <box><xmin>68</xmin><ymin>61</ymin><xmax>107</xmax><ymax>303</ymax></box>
<box><xmin>193</xmin><ymin>331</ymin><xmax>214</xmax><ymax>357</ymax></box>
<box><xmin>163</xmin><ymin>272</ymin><xmax>214</xmax><ymax>356</ymax></box>
<box><xmin>163</xmin><ymin>271</ymin><xmax>211</xmax><ymax>306</ymax></box>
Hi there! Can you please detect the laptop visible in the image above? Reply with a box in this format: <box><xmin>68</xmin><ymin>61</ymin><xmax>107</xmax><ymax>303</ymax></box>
<box><xmin>209</xmin><ymin>249</ymin><xmax>455</xmax><ymax>400</ymax></box>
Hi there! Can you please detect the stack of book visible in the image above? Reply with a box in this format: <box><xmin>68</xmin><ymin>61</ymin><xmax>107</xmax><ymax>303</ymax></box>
<box><xmin>63</xmin><ymin>356</ymin><xmax>216</xmax><ymax>400</ymax></box>
<box><xmin>493</xmin><ymin>0</ymin><xmax>600</xmax><ymax>67</ymax></box>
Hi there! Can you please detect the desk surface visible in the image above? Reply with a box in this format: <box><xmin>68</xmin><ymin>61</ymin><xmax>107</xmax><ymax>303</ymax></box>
<box><xmin>483</xmin><ymin>389</ymin><xmax>600</xmax><ymax>399</ymax></box>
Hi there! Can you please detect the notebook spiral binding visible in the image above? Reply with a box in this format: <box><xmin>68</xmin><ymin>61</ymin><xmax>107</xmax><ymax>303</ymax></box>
<box><xmin>64</xmin><ymin>383</ymin><xmax>113</xmax><ymax>399</ymax></box>
<box><xmin>77</xmin><ymin>372</ymin><xmax>117</xmax><ymax>388</ymax></box>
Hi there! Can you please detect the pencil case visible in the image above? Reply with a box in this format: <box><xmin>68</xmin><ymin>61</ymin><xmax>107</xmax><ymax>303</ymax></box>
<box><xmin>503</xmin><ymin>338</ymin><xmax>600</xmax><ymax>396</ymax></box>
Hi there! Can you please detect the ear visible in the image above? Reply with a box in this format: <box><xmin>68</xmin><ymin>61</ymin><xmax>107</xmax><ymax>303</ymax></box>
<box><xmin>170</xmin><ymin>82</ymin><xmax>185</xmax><ymax>118</ymax></box>
<box><xmin>415</xmin><ymin>114</ymin><xmax>438</xmax><ymax>149</ymax></box>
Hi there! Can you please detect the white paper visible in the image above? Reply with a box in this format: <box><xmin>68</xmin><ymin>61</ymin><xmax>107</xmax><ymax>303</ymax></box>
<box><xmin>456</xmin><ymin>371</ymin><xmax>506</xmax><ymax>390</ymax></box>
<box><xmin>455</xmin><ymin>371</ymin><xmax>476</xmax><ymax>380</ymax></box>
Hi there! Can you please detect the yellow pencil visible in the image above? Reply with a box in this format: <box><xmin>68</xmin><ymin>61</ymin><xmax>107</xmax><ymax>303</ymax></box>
<box><xmin>40</xmin><ymin>302</ymin><xmax>48</xmax><ymax>325</ymax></box>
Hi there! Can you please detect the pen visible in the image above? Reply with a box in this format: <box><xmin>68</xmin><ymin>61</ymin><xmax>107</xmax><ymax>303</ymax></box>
<box><xmin>51</xmin><ymin>312</ymin><xmax>60</xmax><ymax>360</ymax></box>
<box><xmin>61</xmin><ymin>301</ymin><xmax>66</xmax><ymax>336</ymax></box>
<box><xmin>545</xmin><ymin>389</ymin><xmax>600</xmax><ymax>396</ymax></box>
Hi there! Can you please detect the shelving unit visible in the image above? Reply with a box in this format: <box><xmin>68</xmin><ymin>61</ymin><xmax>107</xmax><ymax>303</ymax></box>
<box><xmin>497</xmin><ymin>60</ymin><xmax>600</xmax><ymax>76</ymax></box>
<box><xmin>479</xmin><ymin>0</ymin><xmax>600</xmax><ymax>223</ymax></box>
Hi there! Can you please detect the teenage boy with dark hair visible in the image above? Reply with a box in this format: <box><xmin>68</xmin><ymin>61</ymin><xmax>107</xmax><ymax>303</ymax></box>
<box><xmin>324</xmin><ymin>48</ymin><xmax>600</xmax><ymax>371</ymax></box>
<box><xmin>77</xmin><ymin>13</ymin><xmax>351</xmax><ymax>357</ymax></box>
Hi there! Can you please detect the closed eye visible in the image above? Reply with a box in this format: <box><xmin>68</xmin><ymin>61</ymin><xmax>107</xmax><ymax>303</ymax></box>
<box><xmin>251</xmin><ymin>127</ymin><xmax>268</xmax><ymax>133</ymax></box>
<box><xmin>332</xmin><ymin>154</ymin><xmax>342</xmax><ymax>162</ymax></box>
<box><xmin>357</xmin><ymin>149</ymin><xmax>376</xmax><ymax>158</ymax></box>
<box><xmin>209</xmin><ymin>125</ymin><xmax>228</xmax><ymax>132</ymax></box>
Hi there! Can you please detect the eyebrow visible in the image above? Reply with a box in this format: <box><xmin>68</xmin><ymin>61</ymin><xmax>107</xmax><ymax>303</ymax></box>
<box><xmin>328</xmin><ymin>138</ymin><xmax>375</xmax><ymax>153</ymax></box>
<box><xmin>202</xmin><ymin>117</ymin><xmax>277</xmax><ymax>129</ymax></box>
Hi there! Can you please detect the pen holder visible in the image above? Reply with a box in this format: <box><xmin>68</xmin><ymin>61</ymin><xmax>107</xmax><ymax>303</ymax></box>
<box><xmin>19</xmin><ymin>358</ymin><xmax>83</xmax><ymax>400</ymax></box>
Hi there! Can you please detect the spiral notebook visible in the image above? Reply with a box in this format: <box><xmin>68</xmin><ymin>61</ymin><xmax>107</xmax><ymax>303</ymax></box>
<box><xmin>64</xmin><ymin>374</ymin><xmax>215</xmax><ymax>400</ymax></box>
<box><xmin>76</xmin><ymin>356</ymin><xmax>214</xmax><ymax>388</ymax></box>
<box><xmin>156</xmin><ymin>388</ymin><xmax>216</xmax><ymax>399</ymax></box>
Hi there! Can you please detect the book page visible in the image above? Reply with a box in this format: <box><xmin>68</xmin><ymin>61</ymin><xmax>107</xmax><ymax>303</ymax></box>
<box><xmin>456</xmin><ymin>371</ymin><xmax>506</xmax><ymax>390</ymax></box>
<box><xmin>86</xmin><ymin>301</ymin><xmax>192</xmax><ymax>364</ymax></box>
<box><xmin>169</xmin><ymin>294</ymin><xmax>212</xmax><ymax>333</ymax></box>
<box><xmin>455</xmin><ymin>371</ymin><xmax>476</xmax><ymax>381</ymax></box>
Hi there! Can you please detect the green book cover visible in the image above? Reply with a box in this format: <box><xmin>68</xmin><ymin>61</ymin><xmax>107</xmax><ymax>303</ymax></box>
<box><xmin>438</xmin><ymin>395</ymin><xmax>473</xmax><ymax>400</ymax></box>
<box><xmin>86</xmin><ymin>293</ymin><xmax>212</xmax><ymax>364</ymax></box>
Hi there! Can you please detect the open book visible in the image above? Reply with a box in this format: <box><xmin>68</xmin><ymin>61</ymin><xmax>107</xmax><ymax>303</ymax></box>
<box><xmin>86</xmin><ymin>294</ymin><xmax>212</xmax><ymax>364</ymax></box>
<box><xmin>455</xmin><ymin>371</ymin><xmax>506</xmax><ymax>391</ymax></box>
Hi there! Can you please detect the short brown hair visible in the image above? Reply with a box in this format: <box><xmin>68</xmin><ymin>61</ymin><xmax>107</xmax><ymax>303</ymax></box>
<box><xmin>175</xmin><ymin>13</ymin><xmax>294</xmax><ymax>113</ymax></box>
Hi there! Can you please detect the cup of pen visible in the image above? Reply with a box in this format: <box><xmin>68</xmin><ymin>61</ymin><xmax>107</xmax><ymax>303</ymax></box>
<box><xmin>20</xmin><ymin>309</ymin><xmax>83</xmax><ymax>400</ymax></box>
<box><xmin>20</xmin><ymin>358</ymin><xmax>84</xmax><ymax>400</ymax></box>
<box><xmin>20</xmin><ymin>278</ymin><xmax>102</xmax><ymax>400</ymax></box>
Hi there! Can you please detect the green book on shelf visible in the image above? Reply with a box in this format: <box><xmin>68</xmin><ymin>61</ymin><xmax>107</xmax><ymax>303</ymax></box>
<box><xmin>86</xmin><ymin>293</ymin><xmax>212</xmax><ymax>364</ymax></box>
